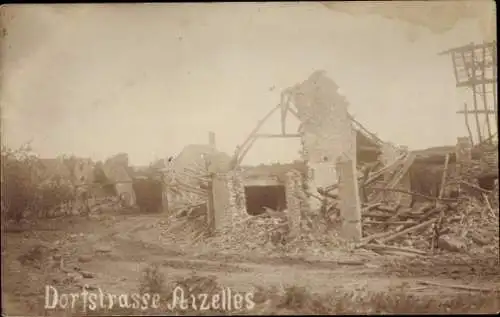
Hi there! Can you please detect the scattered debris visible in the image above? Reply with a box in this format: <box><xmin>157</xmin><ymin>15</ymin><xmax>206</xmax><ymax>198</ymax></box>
<box><xmin>77</xmin><ymin>255</ymin><xmax>93</xmax><ymax>263</ymax></box>
<box><xmin>415</xmin><ymin>280</ymin><xmax>497</xmax><ymax>293</ymax></box>
<box><xmin>80</xmin><ymin>271</ymin><xmax>95</xmax><ymax>279</ymax></box>
<box><xmin>94</xmin><ymin>244</ymin><xmax>113</xmax><ymax>254</ymax></box>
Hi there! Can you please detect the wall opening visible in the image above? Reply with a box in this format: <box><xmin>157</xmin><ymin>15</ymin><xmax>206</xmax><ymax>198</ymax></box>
<box><xmin>244</xmin><ymin>185</ymin><xmax>287</xmax><ymax>215</ymax></box>
<box><xmin>133</xmin><ymin>178</ymin><xmax>163</xmax><ymax>213</ymax></box>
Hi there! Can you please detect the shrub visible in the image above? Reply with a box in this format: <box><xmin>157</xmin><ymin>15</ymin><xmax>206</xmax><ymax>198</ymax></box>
<box><xmin>1</xmin><ymin>144</ymin><xmax>41</xmax><ymax>221</ymax></box>
<box><xmin>138</xmin><ymin>262</ymin><xmax>166</xmax><ymax>295</ymax></box>
<box><xmin>1</xmin><ymin>144</ymin><xmax>77</xmax><ymax>221</ymax></box>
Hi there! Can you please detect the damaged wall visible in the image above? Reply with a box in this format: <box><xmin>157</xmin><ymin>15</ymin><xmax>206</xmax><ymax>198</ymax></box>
<box><xmin>211</xmin><ymin>168</ymin><xmax>247</xmax><ymax>232</ymax></box>
<box><xmin>102</xmin><ymin>153</ymin><xmax>136</xmax><ymax>206</ymax></box>
<box><xmin>285</xmin><ymin>169</ymin><xmax>308</xmax><ymax>236</ymax></box>
<box><xmin>290</xmin><ymin>71</ymin><xmax>357</xmax><ymax>210</ymax></box>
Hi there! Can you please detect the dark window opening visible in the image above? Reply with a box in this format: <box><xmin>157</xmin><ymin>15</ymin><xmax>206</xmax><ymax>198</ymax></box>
<box><xmin>244</xmin><ymin>185</ymin><xmax>287</xmax><ymax>215</ymax></box>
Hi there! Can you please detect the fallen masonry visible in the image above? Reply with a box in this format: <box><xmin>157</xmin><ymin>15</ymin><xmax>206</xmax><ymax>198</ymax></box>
<box><xmin>161</xmin><ymin>71</ymin><xmax>498</xmax><ymax>259</ymax></box>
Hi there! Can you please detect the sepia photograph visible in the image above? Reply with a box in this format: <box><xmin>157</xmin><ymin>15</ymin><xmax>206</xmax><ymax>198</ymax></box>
<box><xmin>0</xmin><ymin>1</ymin><xmax>498</xmax><ymax>315</ymax></box>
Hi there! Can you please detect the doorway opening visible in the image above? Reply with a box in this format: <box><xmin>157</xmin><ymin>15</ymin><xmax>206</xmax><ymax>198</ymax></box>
<box><xmin>244</xmin><ymin>185</ymin><xmax>287</xmax><ymax>215</ymax></box>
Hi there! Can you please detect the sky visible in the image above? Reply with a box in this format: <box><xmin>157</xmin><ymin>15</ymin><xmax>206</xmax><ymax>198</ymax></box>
<box><xmin>1</xmin><ymin>2</ymin><xmax>496</xmax><ymax>166</ymax></box>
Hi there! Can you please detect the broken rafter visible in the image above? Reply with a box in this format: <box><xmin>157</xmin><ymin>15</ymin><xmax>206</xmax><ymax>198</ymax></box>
<box><xmin>447</xmin><ymin>180</ymin><xmax>492</xmax><ymax>195</ymax></box>
<box><xmin>234</xmin><ymin>104</ymin><xmax>281</xmax><ymax>166</ymax></box>
<box><xmin>324</xmin><ymin>153</ymin><xmax>406</xmax><ymax>193</ymax></box>
<box><xmin>367</xmin><ymin>186</ymin><xmax>459</xmax><ymax>203</ymax></box>
<box><xmin>280</xmin><ymin>92</ymin><xmax>291</xmax><ymax>135</ymax></box>
<box><xmin>476</xmin><ymin>131</ymin><xmax>498</xmax><ymax>147</ymax></box>
<box><xmin>386</xmin><ymin>153</ymin><xmax>415</xmax><ymax>189</ymax></box>
<box><xmin>236</xmin><ymin>136</ymin><xmax>258</xmax><ymax>166</ymax></box>
<box><xmin>462</xmin><ymin>103</ymin><xmax>475</xmax><ymax>146</ymax></box>
<box><xmin>363</xmin><ymin>220</ymin><xmax>418</xmax><ymax>225</ymax></box>
<box><xmin>457</xmin><ymin>109</ymin><xmax>496</xmax><ymax>114</ymax></box>
<box><xmin>467</xmin><ymin>48</ymin><xmax>484</xmax><ymax>144</ymax></box>
<box><xmin>415</xmin><ymin>280</ymin><xmax>497</xmax><ymax>293</ymax></box>
<box><xmin>481</xmin><ymin>45</ymin><xmax>493</xmax><ymax>140</ymax></box>
<box><xmin>349</xmin><ymin>114</ymin><xmax>384</xmax><ymax>146</ymax></box>
<box><xmin>280</xmin><ymin>90</ymin><xmax>303</xmax><ymax>136</ymax></box>
<box><xmin>438</xmin><ymin>41</ymin><xmax>496</xmax><ymax>56</ymax></box>
<box><xmin>378</xmin><ymin>218</ymin><xmax>437</xmax><ymax>244</ymax></box>
<box><xmin>362</xmin><ymin>243</ymin><xmax>428</xmax><ymax>256</ymax></box>
<box><xmin>455</xmin><ymin>78</ymin><xmax>497</xmax><ymax>88</ymax></box>
<box><xmin>253</xmin><ymin>133</ymin><xmax>300</xmax><ymax>138</ymax></box>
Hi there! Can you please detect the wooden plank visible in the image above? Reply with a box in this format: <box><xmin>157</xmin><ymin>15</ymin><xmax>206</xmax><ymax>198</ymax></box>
<box><xmin>415</xmin><ymin>280</ymin><xmax>497</xmax><ymax>292</ymax></box>
<box><xmin>456</xmin><ymin>77</ymin><xmax>497</xmax><ymax>87</ymax></box>
<box><xmin>481</xmin><ymin>45</ymin><xmax>493</xmax><ymax>140</ymax></box>
<box><xmin>467</xmin><ymin>48</ymin><xmax>483</xmax><ymax>144</ymax></box>
<box><xmin>206</xmin><ymin>180</ymin><xmax>215</xmax><ymax>235</ymax></box>
<box><xmin>438</xmin><ymin>41</ymin><xmax>496</xmax><ymax>56</ymax></box>
<box><xmin>387</xmin><ymin>153</ymin><xmax>416</xmax><ymax>189</ymax></box>
<box><xmin>372</xmin><ymin>153</ymin><xmax>415</xmax><ymax>203</ymax></box>
<box><xmin>324</xmin><ymin>153</ymin><xmax>406</xmax><ymax>193</ymax></box>
<box><xmin>378</xmin><ymin>218</ymin><xmax>437</xmax><ymax>244</ymax></box>
<box><xmin>492</xmin><ymin>46</ymin><xmax>498</xmax><ymax>128</ymax></box>
<box><xmin>349</xmin><ymin>114</ymin><xmax>384</xmax><ymax>145</ymax></box>
<box><xmin>236</xmin><ymin>136</ymin><xmax>258</xmax><ymax>166</ymax></box>
<box><xmin>362</xmin><ymin>243</ymin><xmax>428</xmax><ymax>256</ymax></box>
<box><xmin>451</xmin><ymin>52</ymin><xmax>460</xmax><ymax>86</ymax></box>
<box><xmin>462</xmin><ymin>103</ymin><xmax>475</xmax><ymax>146</ymax></box>
<box><xmin>287</xmin><ymin>106</ymin><xmax>300</xmax><ymax>119</ymax></box>
<box><xmin>457</xmin><ymin>109</ymin><xmax>496</xmax><ymax>114</ymax></box>
<box><xmin>280</xmin><ymin>93</ymin><xmax>289</xmax><ymax>135</ymax></box>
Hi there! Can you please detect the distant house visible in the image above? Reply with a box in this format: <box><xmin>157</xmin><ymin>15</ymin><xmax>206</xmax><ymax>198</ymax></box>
<box><xmin>37</xmin><ymin>157</ymin><xmax>94</xmax><ymax>186</ymax></box>
<box><xmin>101</xmin><ymin>153</ymin><xmax>136</xmax><ymax>206</ymax></box>
<box><xmin>170</xmin><ymin>144</ymin><xmax>231</xmax><ymax>182</ymax></box>
<box><xmin>72</xmin><ymin>158</ymin><xmax>95</xmax><ymax>186</ymax></box>
<box><xmin>37</xmin><ymin>158</ymin><xmax>72</xmax><ymax>184</ymax></box>
<box><xmin>163</xmin><ymin>144</ymin><xmax>232</xmax><ymax>205</ymax></box>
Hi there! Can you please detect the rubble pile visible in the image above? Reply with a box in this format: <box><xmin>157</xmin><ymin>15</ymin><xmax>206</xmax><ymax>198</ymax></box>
<box><xmin>201</xmin><ymin>208</ymin><xmax>359</xmax><ymax>259</ymax></box>
<box><xmin>203</xmin><ymin>211</ymin><xmax>290</xmax><ymax>255</ymax></box>
<box><xmin>159</xmin><ymin>139</ymin><xmax>498</xmax><ymax>261</ymax></box>
<box><xmin>354</xmin><ymin>199</ymin><xmax>498</xmax><ymax>257</ymax></box>
<box><xmin>159</xmin><ymin>203</ymin><xmax>210</xmax><ymax>245</ymax></box>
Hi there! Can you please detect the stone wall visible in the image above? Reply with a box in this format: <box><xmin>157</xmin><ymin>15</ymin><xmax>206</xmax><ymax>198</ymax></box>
<box><xmin>103</xmin><ymin>154</ymin><xmax>136</xmax><ymax>207</ymax></box>
<box><xmin>290</xmin><ymin>71</ymin><xmax>356</xmax><ymax>210</ymax></box>
<box><xmin>285</xmin><ymin>169</ymin><xmax>308</xmax><ymax>236</ymax></box>
<box><xmin>212</xmin><ymin>173</ymin><xmax>231</xmax><ymax>230</ymax></box>
<box><xmin>211</xmin><ymin>169</ymin><xmax>247</xmax><ymax>232</ymax></box>
<box><xmin>226</xmin><ymin>169</ymin><xmax>247</xmax><ymax>225</ymax></box>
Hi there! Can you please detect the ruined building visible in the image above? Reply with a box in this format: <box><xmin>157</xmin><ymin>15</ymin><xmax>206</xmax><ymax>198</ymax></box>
<box><xmin>203</xmin><ymin>71</ymin><xmax>391</xmax><ymax>239</ymax></box>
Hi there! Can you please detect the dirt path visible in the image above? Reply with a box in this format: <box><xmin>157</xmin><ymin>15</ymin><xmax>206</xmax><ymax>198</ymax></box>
<box><xmin>2</xmin><ymin>212</ymin><xmax>499</xmax><ymax>316</ymax></box>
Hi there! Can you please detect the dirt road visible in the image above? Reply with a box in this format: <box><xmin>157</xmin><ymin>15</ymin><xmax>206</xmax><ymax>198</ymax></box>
<box><xmin>2</xmin><ymin>211</ymin><xmax>499</xmax><ymax>315</ymax></box>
